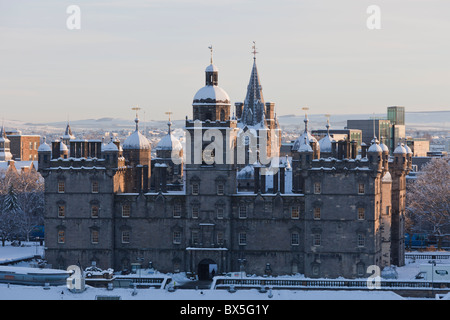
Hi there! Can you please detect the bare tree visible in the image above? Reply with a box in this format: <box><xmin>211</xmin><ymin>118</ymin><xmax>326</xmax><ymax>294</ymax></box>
<box><xmin>406</xmin><ymin>157</ymin><xmax>450</xmax><ymax>250</ymax></box>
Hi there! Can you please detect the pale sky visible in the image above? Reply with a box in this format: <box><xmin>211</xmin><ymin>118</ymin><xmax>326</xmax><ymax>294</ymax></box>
<box><xmin>1</xmin><ymin>0</ymin><xmax>449</xmax><ymax>123</ymax></box>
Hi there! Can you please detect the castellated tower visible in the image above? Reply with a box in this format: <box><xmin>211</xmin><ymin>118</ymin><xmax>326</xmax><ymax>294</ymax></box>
<box><xmin>38</xmin><ymin>122</ymin><xmax>130</xmax><ymax>269</ymax></box>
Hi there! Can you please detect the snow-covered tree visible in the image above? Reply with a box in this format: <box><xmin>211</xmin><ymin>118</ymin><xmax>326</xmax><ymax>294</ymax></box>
<box><xmin>406</xmin><ymin>157</ymin><xmax>450</xmax><ymax>250</ymax></box>
<box><xmin>0</xmin><ymin>169</ymin><xmax>44</xmax><ymax>244</ymax></box>
<box><xmin>4</xmin><ymin>184</ymin><xmax>21</xmax><ymax>214</ymax></box>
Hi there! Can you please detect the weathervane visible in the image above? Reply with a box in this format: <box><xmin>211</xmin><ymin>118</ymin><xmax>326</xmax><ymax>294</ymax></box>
<box><xmin>208</xmin><ymin>45</ymin><xmax>213</xmax><ymax>64</ymax></box>
<box><xmin>252</xmin><ymin>41</ymin><xmax>258</xmax><ymax>60</ymax></box>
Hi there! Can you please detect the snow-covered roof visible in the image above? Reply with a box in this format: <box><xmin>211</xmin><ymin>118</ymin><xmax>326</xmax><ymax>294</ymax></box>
<box><xmin>237</xmin><ymin>164</ymin><xmax>254</xmax><ymax>179</ymax></box>
<box><xmin>382</xmin><ymin>171</ymin><xmax>392</xmax><ymax>182</ymax></box>
<box><xmin>156</xmin><ymin>132</ymin><xmax>182</xmax><ymax>152</ymax></box>
<box><xmin>368</xmin><ymin>142</ymin><xmax>382</xmax><ymax>153</ymax></box>
<box><xmin>318</xmin><ymin>134</ymin><xmax>335</xmax><ymax>153</ymax></box>
<box><xmin>205</xmin><ymin>64</ymin><xmax>219</xmax><ymax>73</ymax></box>
<box><xmin>292</xmin><ymin>115</ymin><xmax>319</xmax><ymax>152</ymax></box>
<box><xmin>193</xmin><ymin>85</ymin><xmax>230</xmax><ymax>105</ymax></box>
<box><xmin>380</xmin><ymin>142</ymin><xmax>389</xmax><ymax>153</ymax></box>
<box><xmin>38</xmin><ymin>138</ymin><xmax>51</xmax><ymax>152</ymax></box>
<box><xmin>103</xmin><ymin>140</ymin><xmax>119</xmax><ymax>152</ymax></box>
<box><xmin>123</xmin><ymin>130</ymin><xmax>151</xmax><ymax>150</ymax></box>
<box><xmin>60</xmin><ymin>142</ymin><xmax>68</xmax><ymax>152</ymax></box>
<box><xmin>393</xmin><ymin>143</ymin><xmax>407</xmax><ymax>154</ymax></box>
<box><xmin>293</xmin><ymin>132</ymin><xmax>318</xmax><ymax>152</ymax></box>
<box><xmin>405</xmin><ymin>144</ymin><xmax>412</xmax><ymax>154</ymax></box>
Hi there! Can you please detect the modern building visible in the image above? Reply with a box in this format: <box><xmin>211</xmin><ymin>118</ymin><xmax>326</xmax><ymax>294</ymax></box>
<box><xmin>39</xmin><ymin>54</ymin><xmax>410</xmax><ymax>279</ymax></box>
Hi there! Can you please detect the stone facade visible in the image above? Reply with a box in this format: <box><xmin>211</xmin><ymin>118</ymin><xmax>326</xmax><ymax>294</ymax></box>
<box><xmin>39</xmin><ymin>58</ymin><xmax>410</xmax><ymax>279</ymax></box>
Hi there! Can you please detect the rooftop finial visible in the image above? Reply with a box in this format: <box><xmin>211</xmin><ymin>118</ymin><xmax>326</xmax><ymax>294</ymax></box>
<box><xmin>208</xmin><ymin>45</ymin><xmax>213</xmax><ymax>64</ymax></box>
<box><xmin>302</xmin><ymin>107</ymin><xmax>309</xmax><ymax>132</ymax></box>
<box><xmin>252</xmin><ymin>41</ymin><xmax>258</xmax><ymax>60</ymax></box>
<box><xmin>165</xmin><ymin>111</ymin><xmax>173</xmax><ymax>134</ymax></box>
<box><xmin>132</xmin><ymin>106</ymin><xmax>141</xmax><ymax>131</ymax></box>
<box><xmin>325</xmin><ymin>114</ymin><xmax>331</xmax><ymax>134</ymax></box>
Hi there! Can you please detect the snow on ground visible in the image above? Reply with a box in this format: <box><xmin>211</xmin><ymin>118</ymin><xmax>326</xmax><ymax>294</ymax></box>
<box><xmin>0</xmin><ymin>244</ymin><xmax>448</xmax><ymax>300</ymax></box>
<box><xmin>0</xmin><ymin>242</ymin><xmax>44</xmax><ymax>265</ymax></box>
<box><xmin>0</xmin><ymin>284</ymin><xmax>405</xmax><ymax>300</ymax></box>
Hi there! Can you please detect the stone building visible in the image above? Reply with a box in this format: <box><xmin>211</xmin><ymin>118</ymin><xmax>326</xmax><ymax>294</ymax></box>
<box><xmin>39</xmin><ymin>55</ymin><xmax>410</xmax><ymax>279</ymax></box>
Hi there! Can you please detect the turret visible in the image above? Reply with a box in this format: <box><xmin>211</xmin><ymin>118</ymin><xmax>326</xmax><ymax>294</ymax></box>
<box><xmin>367</xmin><ymin>137</ymin><xmax>383</xmax><ymax>172</ymax></box>
<box><xmin>37</xmin><ymin>137</ymin><xmax>52</xmax><ymax>171</ymax></box>
<box><xmin>393</xmin><ymin>143</ymin><xmax>407</xmax><ymax>171</ymax></box>
<box><xmin>379</xmin><ymin>137</ymin><xmax>390</xmax><ymax>172</ymax></box>
<box><xmin>102</xmin><ymin>138</ymin><xmax>119</xmax><ymax>168</ymax></box>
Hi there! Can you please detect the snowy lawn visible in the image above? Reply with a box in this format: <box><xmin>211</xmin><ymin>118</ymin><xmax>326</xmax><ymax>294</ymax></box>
<box><xmin>0</xmin><ymin>244</ymin><xmax>448</xmax><ymax>300</ymax></box>
<box><xmin>0</xmin><ymin>284</ymin><xmax>405</xmax><ymax>300</ymax></box>
<box><xmin>0</xmin><ymin>242</ymin><xmax>44</xmax><ymax>265</ymax></box>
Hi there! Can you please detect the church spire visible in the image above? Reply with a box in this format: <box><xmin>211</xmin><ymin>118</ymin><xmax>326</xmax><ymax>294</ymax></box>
<box><xmin>242</xmin><ymin>42</ymin><xmax>265</xmax><ymax>126</ymax></box>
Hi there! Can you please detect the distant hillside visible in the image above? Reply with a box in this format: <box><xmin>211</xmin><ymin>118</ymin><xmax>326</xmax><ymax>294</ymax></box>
<box><xmin>5</xmin><ymin>111</ymin><xmax>450</xmax><ymax>133</ymax></box>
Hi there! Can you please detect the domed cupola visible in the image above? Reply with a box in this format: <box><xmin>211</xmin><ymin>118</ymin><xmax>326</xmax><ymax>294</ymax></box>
<box><xmin>192</xmin><ymin>46</ymin><xmax>231</xmax><ymax>122</ymax></box>
<box><xmin>0</xmin><ymin>124</ymin><xmax>13</xmax><ymax>161</ymax></box>
<box><xmin>123</xmin><ymin>116</ymin><xmax>151</xmax><ymax>151</ymax></box>
<box><xmin>318</xmin><ymin>118</ymin><xmax>335</xmax><ymax>154</ymax></box>
<box><xmin>156</xmin><ymin>118</ymin><xmax>183</xmax><ymax>159</ymax></box>
<box><xmin>292</xmin><ymin>112</ymin><xmax>319</xmax><ymax>154</ymax></box>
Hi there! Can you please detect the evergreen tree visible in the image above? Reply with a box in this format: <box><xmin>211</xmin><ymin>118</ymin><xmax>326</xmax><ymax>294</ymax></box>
<box><xmin>4</xmin><ymin>184</ymin><xmax>21</xmax><ymax>214</ymax></box>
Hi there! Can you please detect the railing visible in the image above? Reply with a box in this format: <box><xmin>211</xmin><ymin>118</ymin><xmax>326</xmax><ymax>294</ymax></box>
<box><xmin>211</xmin><ymin>276</ymin><xmax>450</xmax><ymax>291</ymax></box>
<box><xmin>405</xmin><ymin>253</ymin><xmax>450</xmax><ymax>260</ymax></box>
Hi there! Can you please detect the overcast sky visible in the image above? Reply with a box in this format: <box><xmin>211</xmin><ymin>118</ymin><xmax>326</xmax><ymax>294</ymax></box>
<box><xmin>1</xmin><ymin>0</ymin><xmax>449</xmax><ymax>123</ymax></box>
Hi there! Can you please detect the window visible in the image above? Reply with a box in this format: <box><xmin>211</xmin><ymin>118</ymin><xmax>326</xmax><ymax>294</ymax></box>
<box><xmin>291</xmin><ymin>233</ymin><xmax>299</xmax><ymax>246</ymax></box>
<box><xmin>58</xmin><ymin>181</ymin><xmax>65</xmax><ymax>193</ymax></box>
<box><xmin>217</xmin><ymin>232</ymin><xmax>224</xmax><ymax>246</ymax></box>
<box><xmin>291</xmin><ymin>206</ymin><xmax>300</xmax><ymax>219</ymax></box>
<box><xmin>92</xmin><ymin>181</ymin><xmax>99</xmax><ymax>193</ymax></box>
<box><xmin>216</xmin><ymin>207</ymin><xmax>224</xmax><ymax>219</ymax></box>
<box><xmin>313</xmin><ymin>234</ymin><xmax>321</xmax><ymax>246</ymax></box>
<box><xmin>173</xmin><ymin>231</ymin><xmax>181</xmax><ymax>244</ymax></box>
<box><xmin>91</xmin><ymin>205</ymin><xmax>99</xmax><ymax>218</ymax></box>
<box><xmin>357</xmin><ymin>264</ymin><xmax>365</xmax><ymax>277</ymax></box>
<box><xmin>192</xmin><ymin>183</ymin><xmax>199</xmax><ymax>195</ymax></box>
<box><xmin>173</xmin><ymin>204</ymin><xmax>182</xmax><ymax>218</ymax></box>
<box><xmin>313</xmin><ymin>207</ymin><xmax>321</xmax><ymax>220</ymax></box>
<box><xmin>192</xmin><ymin>206</ymin><xmax>199</xmax><ymax>219</ymax></box>
<box><xmin>357</xmin><ymin>234</ymin><xmax>365</xmax><ymax>247</ymax></box>
<box><xmin>122</xmin><ymin>231</ymin><xmax>130</xmax><ymax>244</ymax></box>
<box><xmin>314</xmin><ymin>182</ymin><xmax>321</xmax><ymax>194</ymax></box>
<box><xmin>29</xmin><ymin>142</ymin><xmax>33</xmax><ymax>150</ymax></box>
<box><xmin>239</xmin><ymin>204</ymin><xmax>247</xmax><ymax>219</ymax></box>
<box><xmin>58</xmin><ymin>230</ymin><xmax>65</xmax><ymax>244</ymax></box>
<box><xmin>239</xmin><ymin>232</ymin><xmax>247</xmax><ymax>246</ymax></box>
<box><xmin>191</xmin><ymin>231</ymin><xmax>199</xmax><ymax>245</ymax></box>
<box><xmin>58</xmin><ymin>205</ymin><xmax>65</xmax><ymax>218</ymax></box>
<box><xmin>91</xmin><ymin>230</ymin><xmax>99</xmax><ymax>244</ymax></box>
<box><xmin>122</xmin><ymin>204</ymin><xmax>130</xmax><ymax>218</ymax></box>
<box><xmin>217</xmin><ymin>184</ymin><xmax>224</xmax><ymax>195</ymax></box>
<box><xmin>358</xmin><ymin>183</ymin><xmax>365</xmax><ymax>194</ymax></box>
<box><xmin>358</xmin><ymin>208</ymin><xmax>365</xmax><ymax>220</ymax></box>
